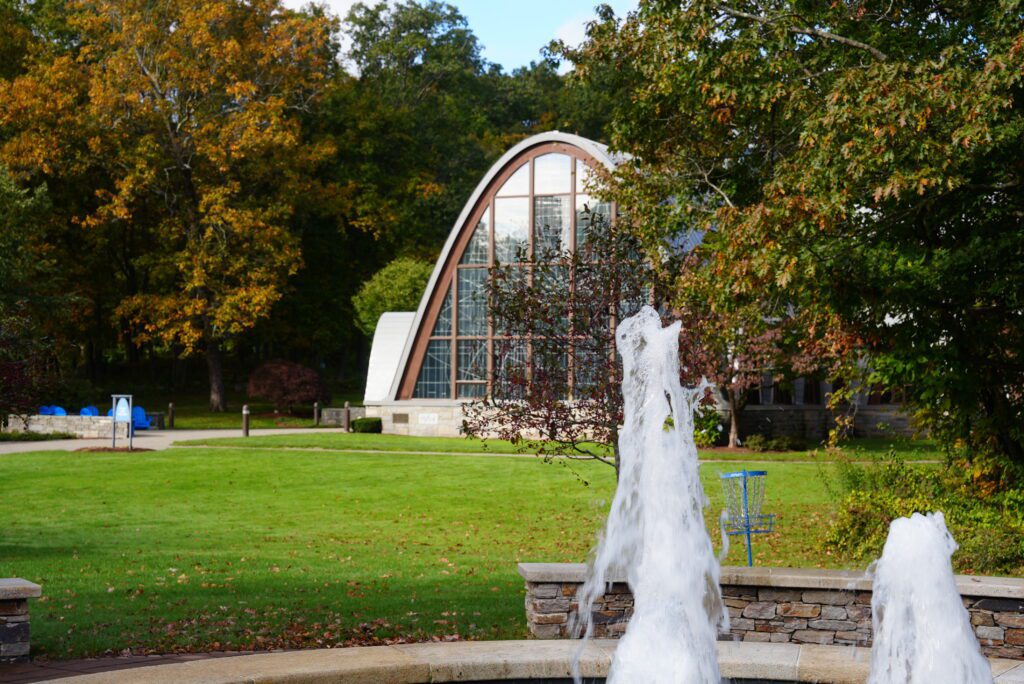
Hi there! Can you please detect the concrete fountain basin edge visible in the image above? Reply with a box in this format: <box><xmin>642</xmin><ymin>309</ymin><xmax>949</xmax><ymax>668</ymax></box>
<box><xmin>49</xmin><ymin>639</ymin><xmax>1024</xmax><ymax>684</ymax></box>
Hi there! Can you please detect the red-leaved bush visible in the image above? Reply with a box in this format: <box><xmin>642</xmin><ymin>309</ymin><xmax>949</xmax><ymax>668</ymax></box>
<box><xmin>247</xmin><ymin>360</ymin><xmax>328</xmax><ymax>412</ymax></box>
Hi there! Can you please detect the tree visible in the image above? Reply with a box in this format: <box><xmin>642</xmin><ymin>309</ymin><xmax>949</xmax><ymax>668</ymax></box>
<box><xmin>352</xmin><ymin>257</ymin><xmax>434</xmax><ymax>337</ymax></box>
<box><xmin>462</xmin><ymin>212</ymin><xmax>651</xmax><ymax>476</ymax></box>
<box><xmin>0</xmin><ymin>165</ymin><xmax>57</xmax><ymax>426</ymax></box>
<box><xmin>564</xmin><ymin>2</ymin><xmax>1022</xmax><ymax>462</ymax></box>
<box><xmin>0</xmin><ymin>0</ymin><xmax>338</xmax><ymax>411</ymax></box>
<box><xmin>247</xmin><ymin>360</ymin><xmax>328</xmax><ymax>412</ymax></box>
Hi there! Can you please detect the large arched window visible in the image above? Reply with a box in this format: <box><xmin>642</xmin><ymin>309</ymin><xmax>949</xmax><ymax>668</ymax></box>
<box><xmin>398</xmin><ymin>141</ymin><xmax>613</xmax><ymax>401</ymax></box>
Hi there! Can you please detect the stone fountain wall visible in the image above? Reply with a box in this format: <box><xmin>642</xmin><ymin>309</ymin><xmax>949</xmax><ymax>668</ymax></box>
<box><xmin>519</xmin><ymin>563</ymin><xmax>1024</xmax><ymax>660</ymax></box>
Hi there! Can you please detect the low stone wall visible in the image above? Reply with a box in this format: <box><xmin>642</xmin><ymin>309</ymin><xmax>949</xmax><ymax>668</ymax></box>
<box><xmin>320</xmin><ymin>406</ymin><xmax>366</xmax><ymax>427</ymax></box>
<box><xmin>365</xmin><ymin>400</ymin><xmax>918</xmax><ymax>441</ymax></box>
<box><xmin>519</xmin><ymin>564</ymin><xmax>1024</xmax><ymax>660</ymax></box>
<box><xmin>731</xmin><ymin>405</ymin><xmax>919</xmax><ymax>442</ymax></box>
<box><xmin>364</xmin><ymin>403</ymin><xmax>465</xmax><ymax>437</ymax></box>
<box><xmin>3</xmin><ymin>414</ymin><xmax>129</xmax><ymax>440</ymax></box>
<box><xmin>0</xmin><ymin>579</ymin><xmax>42</xmax><ymax>662</ymax></box>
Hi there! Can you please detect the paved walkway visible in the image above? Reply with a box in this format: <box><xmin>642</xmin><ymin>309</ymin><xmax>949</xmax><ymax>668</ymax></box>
<box><xmin>0</xmin><ymin>652</ymin><xmax>260</xmax><ymax>683</ymax></box>
<box><xmin>0</xmin><ymin>428</ymin><xmax>349</xmax><ymax>455</ymax></box>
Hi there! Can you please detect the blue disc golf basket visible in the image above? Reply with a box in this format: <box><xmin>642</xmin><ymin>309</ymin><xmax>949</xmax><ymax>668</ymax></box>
<box><xmin>720</xmin><ymin>470</ymin><xmax>775</xmax><ymax>566</ymax></box>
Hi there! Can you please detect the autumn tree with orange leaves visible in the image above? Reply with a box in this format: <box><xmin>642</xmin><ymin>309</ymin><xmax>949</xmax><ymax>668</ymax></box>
<box><xmin>0</xmin><ymin>0</ymin><xmax>337</xmax><ymax>410</ymax></box>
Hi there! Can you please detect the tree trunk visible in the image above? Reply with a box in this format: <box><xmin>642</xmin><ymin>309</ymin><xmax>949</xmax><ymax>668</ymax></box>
<box><xmin>612</xmin><ymin>437</ymin><xmax>621</xmax><ymax>482</ymax></box>
<box><xmin>206</xmin><ymin>339</ymin><xmax>227</xmax><ymax>412</ymax></box>
<box><xmin>727</xmin><ymin>391</ymin><xmax>742</xmax><ymax>448</ymax></box>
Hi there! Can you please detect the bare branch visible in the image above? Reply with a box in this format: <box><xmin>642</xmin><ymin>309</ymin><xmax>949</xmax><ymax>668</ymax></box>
<box><xmin>716</xmin><ymin>5</ymin><xmax>888</xmax><ymax>62</ymax></box>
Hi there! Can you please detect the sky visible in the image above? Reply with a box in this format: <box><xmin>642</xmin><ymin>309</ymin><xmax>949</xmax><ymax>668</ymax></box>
<box><xmin>282</xmin><ymin>0</ymin><xmax>639</xmax><ymax>72</ymax></box>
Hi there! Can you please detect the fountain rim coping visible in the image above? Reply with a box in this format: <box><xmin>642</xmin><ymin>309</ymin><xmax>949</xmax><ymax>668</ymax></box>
<box><xmin>49</xmin><ymin>640</ymin><xmax>1024</xmax><ymax>684</ymax></box>
<box><xmin>518</xmin><ymin>562</ymin><xmax>1024</xmax><ymax>598</ymax></box>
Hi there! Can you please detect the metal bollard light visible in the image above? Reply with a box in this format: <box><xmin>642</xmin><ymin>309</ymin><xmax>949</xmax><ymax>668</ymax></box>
<box><xmin>242</xmin><ymin>404</ymin><xmax>250</xmax><ymax>437</ymax></box>
<box><xmin>167</xmin><ymin>402</ymin><xmax>175</xmax><ymax>429</ymax></box>
<box><xmin>314</xmin><ymin>401</ymin><xmax>320</xmax><ymax>426</ymax></box>
<box><xmin>343</xmin><ymin>401</ymin><xmax>351</xmax><ymax>432</ymax></box>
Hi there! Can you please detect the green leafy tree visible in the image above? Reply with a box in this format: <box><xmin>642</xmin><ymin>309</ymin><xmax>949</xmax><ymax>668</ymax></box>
<box><xmin>0</xmin><ymin>165</ymin><xmax>58</xmax><ymax>425</ymax></box>
<box><xmin>352</xmin><ymin>257</ymin><xmax>433</xmax><ymax>337</ymax></box>
<box><xmin>0</xmin><ymin>0</ymin><xmax>338</xmax><ymax>411</ymax></box>
<box><xmin>567</xmin><ymin>1</ymin><xmax>1024</xmax><ymax>467</ymax></box>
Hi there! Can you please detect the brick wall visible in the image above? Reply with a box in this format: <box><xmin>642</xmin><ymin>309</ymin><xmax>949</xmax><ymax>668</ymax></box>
<box><xmin>519</xmin><ymin>564</ymin><xmax>1024</xmax><ymax>660</ymax></box>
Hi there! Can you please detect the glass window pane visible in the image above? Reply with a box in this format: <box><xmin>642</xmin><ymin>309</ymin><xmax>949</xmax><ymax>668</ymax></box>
<box><xmin>494</xmin><ymin>196</ymin><xmax>529</xmax><ymax>263</ymax></box>
<box><xmin>534</xmin><ymin>153</ymin><xmax>571</xmax><ymax>195</ymax></box>
<box><xmin>457</xmin><ymin>268</ymin><xmax>488</xmax><ymax>336</ymax></box>
<box><xmin>457</xmin><ymin>339</ymin><xmax>487</xmax><ymax>381</ymax></box>
<box><xmin>413</xmin><ymin>339</ymin><xmax>451</xmax><ymax>399</ymax></box>
<box><xmin>573</xmin><ymin>342</ymin><xmax>609</xmax><ymax>398</ymax></box>
<box><xmin>492</xmin><ymin>265</ymin><xmax>528</xmax><ymax>337</ymax></box>
<box><xmin>575</xmin><ymin>195</ymin><xmax>611</xmax><ymax>251</ymax></box>
<box><xmin>461</xmin><ymin>210</ymin><xmax>489</xmax><ymax>265</ymax></box>
<box><xmin>576</xmin><ymin>159</ymin><xmax>595</xmax><ymax>193</ymax></box>
<box><xmin>534</xmin><ymin>195</ymin><xmax>570</xmax><ymax>257</ymax></box>
<box><xmin>497</xmin><ymin>163</ymin><xmax>529</xmax><ymax>196</ymax></box>
<box><xmin>493</xmin><ymin>338</ymin><xmax>527</xmax><ymax>400</ymax></box>
<box><xmin>457</xmin><ymin>383</ymin><xmax>486</xmax><ymax>399</ymax></box>
<box><xmin>432</xmin><ymin>285</ymin><xmax>452</xmax><ymax>336</ymax></box>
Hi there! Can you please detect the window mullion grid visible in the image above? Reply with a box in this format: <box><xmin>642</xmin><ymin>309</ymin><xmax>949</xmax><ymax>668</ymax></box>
<box><xmin>525</xmin><ymin>156</ymin><xmax>536</xmax><ymax>389</ymax></box>
<box><xmin>486</xmin><ymin>201</ymin><xmax>495</xmax><ymax>399</ymax></box>
<box><xmin>567</xmin><ymin>156</ymin><xmax>577</xmax><ymax>401</ymax></box>
<box><xmin>451</xmin><ymin>269</ymin><xmax>459</xmax><ymax>400</ymax></box>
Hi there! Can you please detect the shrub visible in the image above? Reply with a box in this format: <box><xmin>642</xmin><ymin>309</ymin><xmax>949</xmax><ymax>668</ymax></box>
<box><xmin>767</xmin><ymin>435</ymin><xmax>807</xmax><ymax>452</ymax></box>
<box><xmin>0</xmin><ymin>431</ymin><xmax>76</xmax><ymax>442</ymax></box>
<box><xmin>352</xmin><ymin>417</ymin><xmax>382</xmax><ymax>433</ymax></box>
<box><xmin>247</xmin><ymin>360</ymin><xmax>328</xmax><ymax>412</ymax></box>
<box><xmin>743</xmin><ymin>434</ymin><xmax>770</xmax><ymax>452</ymax></box>
<box><xmin>352</xmin><ymin>257</ymin><xmax>433</xmax><ymax>337</ymax></box>
<box><xmin>823</xmin><ymin>455</ymin><xmax>1024</xmax><ymax>575</ymax></box>
<box><xmin>693</xmin><ymin>405</ymin><xmax>723</xmax><ymax>448</ymax></box>
<box><xmin>741</xmin><ymin>433</ymin><xmax>807</xmax><ymax>452</ymax></box>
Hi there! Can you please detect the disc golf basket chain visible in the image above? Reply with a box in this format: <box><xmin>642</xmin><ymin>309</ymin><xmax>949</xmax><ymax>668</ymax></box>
<box><xmin>720</xmin><ymin>470</ymin><xmax>775</xmax><ymax>567</ymax></box>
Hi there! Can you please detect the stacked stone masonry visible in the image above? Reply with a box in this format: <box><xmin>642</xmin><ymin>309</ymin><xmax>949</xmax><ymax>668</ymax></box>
<box><xmin>319</xmin><ymin>406</ymin><xmax>366</xmax><ymax>427</ymax></box>
<box><xmin>732</xmin><ymin>405</ymin><xmax>918</xmax><ymax>442</ymax></box>
<box><xmin>2</xmin><ymin>414</ymin><xmax>129</xmax><ymax>439</ymax></box>
<box><xmin>519</xmin><ymin>564</ymin><xmax>1024</xmax><ymax>660</ymax></box>
<box><xmin>0</xmin><ymin>579</ymin><xmax>41</xmax><ymax>663</ymax></box>
<box><xmin>366</xmin><ymin>401</ymin><xmax>917</xmax><ymax>439</ymax></box>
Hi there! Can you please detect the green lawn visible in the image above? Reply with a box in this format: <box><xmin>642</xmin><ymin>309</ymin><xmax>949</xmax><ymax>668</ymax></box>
<box><xmin>0</xmin><ymin>444</ymin><xmax>900</xmax><ymax>659</ymax></box>
<box><xmin>173</xmin><ymin>432</ymin><xmax>528</xmax><ymax>453</ymax></box>
<box><xmin>175</xmin><ymin>431</ymin><xmax>945</xmax><ymax>462</ymax></box>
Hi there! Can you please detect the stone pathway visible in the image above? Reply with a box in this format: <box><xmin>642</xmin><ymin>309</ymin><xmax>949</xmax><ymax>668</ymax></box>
<box><xmin>0</xmin><ymin>652</ymin><xmax>261</xmax><ymax>683</ymax></box>
<box><xmin>0</xmin><ymin>428</ymin><xmax>349</xmax><ymax>455</ymax></box>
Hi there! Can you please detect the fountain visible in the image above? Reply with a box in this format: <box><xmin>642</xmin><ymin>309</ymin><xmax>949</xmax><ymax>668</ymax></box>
<box><xmin>572</xmin><ymin>306</ymin><xmax>727</xmax><ymax>684</ymax></box>
<box><xmin>869</xmin><ymin>511</ymin><xmax>993</xmax><ymax>684</ymax></box>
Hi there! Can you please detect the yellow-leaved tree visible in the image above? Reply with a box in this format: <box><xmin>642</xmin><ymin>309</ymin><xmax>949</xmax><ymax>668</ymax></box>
<box><xmin>0</xmin><ymin>0</ymin><xmax>337</xmax><ymax>410</ymax></box>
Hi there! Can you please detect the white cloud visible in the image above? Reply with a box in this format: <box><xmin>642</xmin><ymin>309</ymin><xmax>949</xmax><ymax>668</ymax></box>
<box><xmin>553</xmin><ymin>12</ymin><xmax>591</xmax><ymax>50</ymax></box>
<box><xmin>552</xmin><ymin>2</ymin><xmax>638</xmax><ymax>73</ymax></box>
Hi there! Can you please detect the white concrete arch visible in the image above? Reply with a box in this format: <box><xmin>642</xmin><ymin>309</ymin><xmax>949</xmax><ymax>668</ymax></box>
<box><xmin>383</xmin><ymin>131</ymin><xmax>618</xmax><ymax>402</ymax></box>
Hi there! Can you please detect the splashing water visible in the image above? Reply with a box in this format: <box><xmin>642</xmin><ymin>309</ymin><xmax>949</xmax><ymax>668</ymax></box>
<box><xmin>572</xmin><ymin>306</ymin><xmax>727</xmax><ymax>684</ymax></box>
<box><xmin>869</xmin><ymin>511</ymin><xmax>992</xmax><ymax>684</ymax></box>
